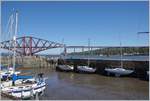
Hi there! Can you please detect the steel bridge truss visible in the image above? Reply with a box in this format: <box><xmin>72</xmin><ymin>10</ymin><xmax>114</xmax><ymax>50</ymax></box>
<box><xmin>1</xmin><ymin>36</ymin><xmax>64</xmax><ymax>56</ymax></box>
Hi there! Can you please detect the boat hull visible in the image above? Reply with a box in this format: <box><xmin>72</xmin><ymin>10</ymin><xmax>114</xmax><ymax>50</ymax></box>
<box><xmin>105</xmin><ymin>68</ymin><xmax>133</xmax><ymax>77</ymax></box>
<box><xmin>2</xmin><ymin>81</ymin><xmax>46</xmax><ymax>99</ymax></box>
<box><xmin>77</xmin><ymin>66</ymin><xmax>96</xmax><ymax>73</ymax></box>
<box><xmin>56</xmin><ymin>65</ymin><xmax>74</xmax><ymax>72</ymax></box>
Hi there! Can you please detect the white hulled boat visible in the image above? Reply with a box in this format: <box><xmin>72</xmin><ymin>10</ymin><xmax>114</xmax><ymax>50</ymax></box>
<box><xmin>105</xmin><ymin>39</ymin><xmax>133</xmax><ymax>77</ymax></box>
<box><xmin>77</xmin><ymin>39</ymin><xmax>96</xmax><ymax>73</ymax></box>
<box><xmin>1</xmin><ymin>10</ymin><xmax>47</xmax><ymax>99</ymax></box>
<box><xmin>2</xmin><ymin>76</ymin><xmax>46</xmax><ymax>99</ymax></box>
<box><xmin>105</xmin><ymin>67</ymin><xmax>133</xmax><ymax>77</ymax></box>
<box><xmin>57</xmin><ymin>65</ymin><xmax>74</xmax><ymax>71</ymax></box>
<box><xmin>77</xmin><ymin>66</ymin><xmax>96</xmax><ymax>73</ymax></box>
<box><xmin>0</xmin><ymin>11</ymin><xmax>21</xmax><ymax>80</ymax></box>
<box><xmin>56</xmin><ymin>40</ymin><xmax>74</xmax><ymax>72</ymax></box>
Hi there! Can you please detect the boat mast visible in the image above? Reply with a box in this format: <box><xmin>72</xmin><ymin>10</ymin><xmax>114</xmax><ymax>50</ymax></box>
<box><xmin>6</xmin><ymin>14</ymin><xmax>14</xmax><ymax>70</ymax></box>
<box><xmin>13</xmin><ymin>11</ymin><xmax>18</xmax><ymax>73</ymax></box>
<box><xmin>8</xmin><ymin>15</ymin><xmax>12</xmax><ymax>70</ymax></box>
<box><xmin>120</xmin><ymin>38</ymin><xmax>123</xmax><ymax>68</ymax></box>
<box><xmin>87</xmin><ymin>38</ymin><xmax>90</xmax><ymax>67</ymax></box>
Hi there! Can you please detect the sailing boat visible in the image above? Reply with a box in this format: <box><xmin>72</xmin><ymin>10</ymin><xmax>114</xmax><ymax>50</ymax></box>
<box><xmin>56</xmin><ymin>64</ymin><xmax>74</xmax><ymax>71</ymax></box>
<box><xmin>1</xmin><ymin>10</ymin><xmax>21</xmax><ymax>81</ymax></box>
<box><xmin>77</xmin><ymin>39</ymin><xmax>96</xmax><ymax>73</ymax></box>
<box><xmin>56</xmin><ymin>39</ymin><xmax>74</xmax><ymax>72</ymax></box>
<box><xmin>1</xmin><ymin>10</ymin><xmax>47</xmax><ymax>99</ymax></box>
<box><xmin>105</xmin><ymin>38</ymin><xmax>133</xmax><ymax>77</ymax></box>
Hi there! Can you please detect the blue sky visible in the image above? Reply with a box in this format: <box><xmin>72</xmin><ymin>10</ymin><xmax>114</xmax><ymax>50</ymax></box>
<box><xmin>1</xmin><ymin>1</ymin><xmax>149</xmax><ymax>54</ymax></box>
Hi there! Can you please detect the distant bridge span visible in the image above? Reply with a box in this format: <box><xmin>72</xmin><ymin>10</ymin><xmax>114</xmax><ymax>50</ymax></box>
<box><xmin>65</xmin><ymin>45</ymin><xmax>148</xmax><ymax>54</ymax></box>
<box><xmin>66</xmin><ymin>46</ymin><xmax>148</xmax><ymax>48</ymax></box>
<box><xmin>0</xmin><ymin>36</ymin><xmax>148</xmax><ymax>56</ymax></box>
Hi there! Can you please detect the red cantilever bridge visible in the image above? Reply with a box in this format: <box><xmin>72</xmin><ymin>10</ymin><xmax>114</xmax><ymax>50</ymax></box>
<box><xmin>0</xmin><ymin>36</ymin><xmax>148</xmax><ymax>56</ymax></box>
<box><xmin>0</xmin><ymin>36</ymin><xmax>64</xmax><ymax>56</ymax></box>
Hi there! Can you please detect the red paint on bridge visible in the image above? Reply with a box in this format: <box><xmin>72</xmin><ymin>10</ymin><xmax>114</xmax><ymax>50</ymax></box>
<box><xmin>1</xmin><ymin>36</ymin><xmax>64</xmax><ymax>56</ymax></box>
<box><xmin>1</xmin><ymin>36</ymin><xmax>148</xmax><ymax>56</ymax></box>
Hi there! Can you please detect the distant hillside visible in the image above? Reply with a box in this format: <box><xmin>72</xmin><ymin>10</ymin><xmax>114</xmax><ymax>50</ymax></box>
<box><xmin>69</xmin><ymin>47</ymin><xmax>149</xmax><ymax>56</ymax></box>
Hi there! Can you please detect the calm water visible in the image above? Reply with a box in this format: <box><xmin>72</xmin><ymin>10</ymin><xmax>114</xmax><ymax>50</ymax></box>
<box><xmin>1</xmin><ymin>67</ymin><xmax>149</xmax><ymax>100</ymax></box>
<box><xmin>32</xmin><ymin>67</ymin><xmax>149</xmax><ymax>100</ymax></box>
